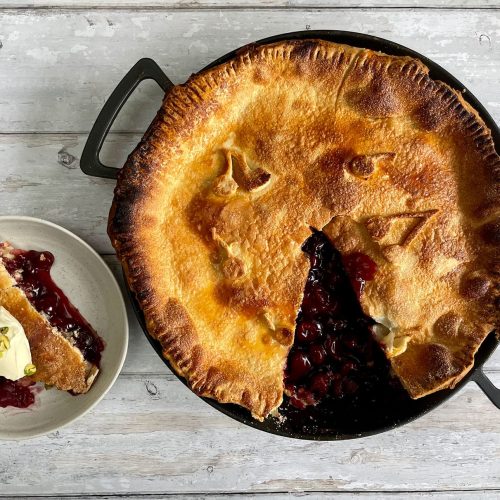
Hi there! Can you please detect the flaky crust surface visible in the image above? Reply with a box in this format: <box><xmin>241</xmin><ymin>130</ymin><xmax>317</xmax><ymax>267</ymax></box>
<box><xmin>110</xmin><ymin>40</ymin><xmax>499</xmax><ymax>417</ymax></box>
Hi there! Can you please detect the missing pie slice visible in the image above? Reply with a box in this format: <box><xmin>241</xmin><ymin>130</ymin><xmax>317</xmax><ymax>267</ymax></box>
<box><xmin>109</xmin><ymin>40</ymin><xmax>499</xmax><ymax>420</ymax></box>
<box><xmin>0</xmin><ymin>243</ymin><xmax>104</xmax><ymax>399</ymax></box>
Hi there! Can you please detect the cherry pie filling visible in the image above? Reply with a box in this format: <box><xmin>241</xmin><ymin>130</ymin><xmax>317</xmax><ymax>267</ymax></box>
<box><xmin>282</xmin><ymin>231</ymin><xmax>408</xmax><ymax>431</ymax></box>
<box><xmin>0</xmin><ymin>247</ymin><xmax>104</xmax><ymax>408</ymax></box>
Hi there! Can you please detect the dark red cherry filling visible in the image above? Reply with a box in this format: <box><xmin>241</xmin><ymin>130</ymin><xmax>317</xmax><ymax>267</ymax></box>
<box><xmin>0</xmin><ymin>376</ymin><xmax>36</xmax><ymax>409</ymax></box>
<box><xmin>2</xmin><ymin>248</ymin><xmax>104</xmax><ymax>367</ymax></box>
<box><xmin>281</xmin><ymin>231</ymin><xmax>408</xmax><ymax>434</ymax></box>
<box><xmin>343</xmin><ymin>252</ymin><xmax>378</xmax><ymax>297</ymax></box>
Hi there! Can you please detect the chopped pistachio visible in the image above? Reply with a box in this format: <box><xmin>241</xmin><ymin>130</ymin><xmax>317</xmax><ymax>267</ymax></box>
<box><xmin>24</xmin><ymin>363</ymin><xmax>36</xmax><ymax>376</ymax></box>
<box><xmin>0</xmin><ymin>334</ymin><xmax>10</xmax><ymax>351</ymax></box>
<box><xmin>0</xmin><ymin>326</ymin><xmax>9</xmax><ymax>335</ymax></box>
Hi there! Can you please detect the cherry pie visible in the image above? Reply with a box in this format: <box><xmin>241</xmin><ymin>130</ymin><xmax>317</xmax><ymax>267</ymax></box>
<box><xmin>0</xmin><ymin>243</ymin><xmax>105</xmax><ymax>406</ymax></box>
<box><xmin>109</xmin><ymin>40</ymin><xmax>499</xmax><ymax>420</ymax></box>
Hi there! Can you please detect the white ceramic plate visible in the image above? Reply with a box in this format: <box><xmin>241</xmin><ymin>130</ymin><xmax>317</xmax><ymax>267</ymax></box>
<box><xmin>0</xmin><ymin>216</ymin><xmax>128</xmax><ymax>440</ymax></box>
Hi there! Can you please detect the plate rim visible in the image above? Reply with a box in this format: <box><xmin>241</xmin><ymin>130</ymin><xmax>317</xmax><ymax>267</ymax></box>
<box><xmin>0</xmin><ymin>215</ymin><xmax>129</xmax><ymax>440</ymax></box>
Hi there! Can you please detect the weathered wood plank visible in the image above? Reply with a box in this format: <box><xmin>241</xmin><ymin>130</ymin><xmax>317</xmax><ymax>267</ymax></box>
<box><xmin>0</xmin><ymin>133</ymin><xmax>133</xmax><ymax>253</ymax></box>
<box><xmin>0</xmin><ymin>1</ymin><xmax>498</xmax><ymax>9</ymax></box>
<box><xmin>0</xmin><ymin>9</ymin><xmax>499</xmax><ymax>133</ymax></box>
<box><xmin>11</xmin><ymin>492</ymin><xmax>500</xmax><ymax>499</ymax></box>
<box><xmin>1</xmin><ymin>133</ymin><xmax>499</xmax><ymax>373</ymax></box>
<box><xmin>1</xmin><ymin>372</ymin><xmax>499</xmax><ymax>496</ymax></box>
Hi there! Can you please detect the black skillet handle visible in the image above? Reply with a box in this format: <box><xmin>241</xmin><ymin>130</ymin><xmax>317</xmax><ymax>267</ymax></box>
<box><xmin>80</xmin><ymin>58</ymin><xmax>173</xmax><ymax>179</ymax></box>
<box><xmin>471</xmin><ymin>368</ymin><xmax>500</xmax><ymax>409</ymax></box>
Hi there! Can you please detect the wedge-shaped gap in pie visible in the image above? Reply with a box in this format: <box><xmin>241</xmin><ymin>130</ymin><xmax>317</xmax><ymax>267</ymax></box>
<box><xmin>282</xmin><ymin>230</ymin><xmax>409</xmax><ymax>415</ymax></box>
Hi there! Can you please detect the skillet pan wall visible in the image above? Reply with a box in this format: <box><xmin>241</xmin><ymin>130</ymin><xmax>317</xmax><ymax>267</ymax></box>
<box><xmin>81</xmin><ymin>30</ymin><xmax>500</xmax><ymax>440</ymax></box>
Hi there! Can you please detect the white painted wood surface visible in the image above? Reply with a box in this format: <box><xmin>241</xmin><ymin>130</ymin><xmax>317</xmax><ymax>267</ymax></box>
<box><xmin>0</xmin><ymin>2</ymin><xmax>499</xmax><ymax>498</ymax></box>
<box><xmin>1</xmin><ymin>1</ymin><xmax>499</xmax><ymax>8</ymax></box>
<box><xmin>18</xmin><ymin>496</ymin><xmax>500</xmax><ymax>500</ymax></box>
<box><xmin>1</xmin><ymin>9</ymin><xmax>499</xmax><ymax>133</ymax></box>
<box><xmin>3</xmin><ymin>372</ymin><xmax>500</xmax><ymax>496</ymax></box>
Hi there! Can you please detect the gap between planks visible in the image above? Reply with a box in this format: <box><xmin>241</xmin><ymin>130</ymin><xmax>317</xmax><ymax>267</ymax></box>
<box><xmin>2</xmin><ymin>4</ymin><xmax>500</xmax><ymax>9</ymax></box>
<box><xmin>6</xmin><ymin>489</ymin><xmax>500</xmax><ymax>498</ymax></box>
<box><xmin>0</xmin><ymin>0</ymin><xmax>498</xmax><ymax>10</ymax></box>
<box><xmin>1</xmin><ymin>0</ymin><xmax>500</xmax><ymax>10</ymax></box>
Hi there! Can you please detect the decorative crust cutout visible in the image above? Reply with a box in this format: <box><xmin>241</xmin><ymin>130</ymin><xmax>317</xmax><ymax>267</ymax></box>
<box><xmin>365</xmin><ymin>210</ymin><xmax>438</xmax><ymax>255</ymax></box>
<box><xmin>213</xmin><ymin>150</ymin><xmax>271</xmax><ymax>195</ymax></box>
<box><xmin>212</xmin><ymin>153</ymin><xmax>238</xmax><ymax>197</ymax></box>
<box><xmin>211</xmin><ymin>228</ymin><xmax>246</xmax><ymax>279</ymax></box>
<box><xmin>348</xmin><ymin>152</ymin><xmax>395</xmax><ymax>179</ymax></box>
<box><xmin>109</xmin><ymin>39</ymin><xmax>499</xmax><ymax>418</ymax></box>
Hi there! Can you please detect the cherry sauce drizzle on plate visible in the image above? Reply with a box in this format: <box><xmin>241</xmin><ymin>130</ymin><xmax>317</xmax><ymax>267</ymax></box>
<box><xmin>0</xmin><ymin>377</ymin><xmax>36</xmax><ymax>409</ymax></box>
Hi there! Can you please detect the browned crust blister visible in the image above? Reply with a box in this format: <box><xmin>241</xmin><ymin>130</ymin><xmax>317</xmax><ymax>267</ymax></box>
<box><xmin>109</xmin><ymin>40</ymin><xmax>499</xmax><ymax>418</ymax></box>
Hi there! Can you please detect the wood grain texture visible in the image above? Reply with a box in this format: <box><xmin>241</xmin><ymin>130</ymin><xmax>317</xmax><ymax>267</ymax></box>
<box><xmin>1</xmin><ymin>1</ymin><xmax>499</xmax><ymax>8</ymax></box>
<box><xmin>0</xmin><ymin>9</ymin><xmax>499</xmax><ymax>133</ymax></box>
<box><xmin>13</xmin><ymin>494</ymin><xmax>500</xmax><ymax>500</ymax></box>
<box><xmin>0</xmin><ymin>133</ymin><xmax>135</xmax><ymax>253</ymax></box>
<box><xmin>1</xmin><ymin>372</ymin><xmax>499</xmax><ymax>496</ymax></box>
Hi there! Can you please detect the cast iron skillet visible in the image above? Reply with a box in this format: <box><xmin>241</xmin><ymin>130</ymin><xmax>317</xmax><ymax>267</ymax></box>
<box><xmin>80</xmin><ymin>30</ymin><xmax>500</xmax><ymax>440</ymax></box>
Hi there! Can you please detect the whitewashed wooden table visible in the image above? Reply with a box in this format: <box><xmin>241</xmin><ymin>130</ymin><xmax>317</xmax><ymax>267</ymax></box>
<box><xmin>1</xmin><ymin>0</ymin><xmax>499</xmax><ymax>498</ymax></box>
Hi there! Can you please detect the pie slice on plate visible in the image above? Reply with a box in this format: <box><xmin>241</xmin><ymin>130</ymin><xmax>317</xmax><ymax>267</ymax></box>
<box><xmin>0</xmin><ymin>242</ymin><xmax>104</xmax><ymax>400</ymax></box>
<box><xmin>109</xmin><ymin>40</ymin><xmax>499</xmax><ymax>420</ymax></box>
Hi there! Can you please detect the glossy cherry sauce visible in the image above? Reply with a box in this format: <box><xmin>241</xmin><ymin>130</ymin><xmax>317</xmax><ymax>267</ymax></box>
<box><xmin>3</xmin><ymin>249</ymin><xmax>104</xmax><ymax>365</ymax></box>
<box><xmin>281</xmin><ymin>231</ymin><xmax>409</xmax><ymax>435</ymax></box>
<box><xmin>0</xmin><ymin>377</ymin><xmax>36</xmax><ymax>409</ymax></box>
<box><xmin>0</xmin><ymin>248</ymin><xmax>104</xmax><ymax>408</ymax></box>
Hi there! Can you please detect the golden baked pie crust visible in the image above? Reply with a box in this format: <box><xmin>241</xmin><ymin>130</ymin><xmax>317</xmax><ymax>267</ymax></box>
<box><xmin>109</xmin><ymin>40</ymin><xmax>499</xmax><ymax>419</ymax></box>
